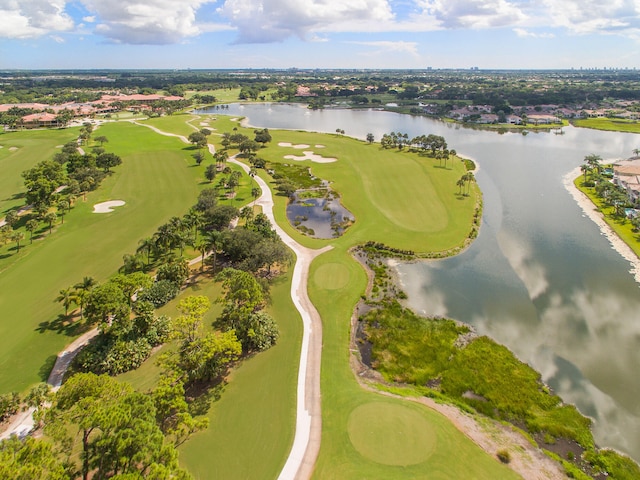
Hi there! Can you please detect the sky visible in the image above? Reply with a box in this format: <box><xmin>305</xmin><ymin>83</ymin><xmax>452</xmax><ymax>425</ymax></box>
<box><xmin>1</xmin><ymin>0</ymin><xmax>640</xmax><ymax>70</ymax></box>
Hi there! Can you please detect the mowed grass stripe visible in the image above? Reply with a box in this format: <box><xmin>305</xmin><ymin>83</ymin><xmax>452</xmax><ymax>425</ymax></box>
<box><xmin>0</xmin><ymin>122</ymin><xmax>201</xmax><ymax>393</ymax></box>
<box><xmin>177</xmin><ymin>271</ymin><xmax>299</xmax><ymax>480</ymax></box>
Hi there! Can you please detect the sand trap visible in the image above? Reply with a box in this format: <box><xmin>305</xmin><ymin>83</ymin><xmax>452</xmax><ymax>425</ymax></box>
<box><xmin>563</xmin><ymin>167</ymin><xmax>640</xmax><ymax>284</ymax></box>
<box><xmin>93</xmin><ymin>200</ymin><xmax>125</xmax><ymax>213</ymax></box>
<box><xmin>200</xmin><ymin>122</ymin><xmax>210</xmax><ymax>126</ymax></box>
<box><xmin>279</xmin><ymin>142</ymin><xmax>311</xmax><ymax>149</ymax></box>
<box><xmin>284</xmin><ymin>151</ymin><xmax>337</xmax><ymax>163</ymax></box>
<box><xmin>9</xmin><ymin>147</ymin><xmax>18</xmax><ymax>151</ymax></box>
<box><xmin>315</xmin><ymin>144</ymin><xmax>325</xmax><ymax>148</ymax></box>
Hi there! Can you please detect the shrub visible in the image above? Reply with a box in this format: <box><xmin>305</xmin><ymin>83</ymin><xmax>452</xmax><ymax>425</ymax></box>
<box><xmin>0</xmin><ymin>392</ymin><xmax>20</xmax><ymax>421</ymax></box>
<box><xmin>496</xmin><ymin>449</ymin><xmax>511</xmax><ymax>464</ymax></box>
<box><xmin>137</xmin><ymin>280</ymin><xmax>180</xmax><ymax>308</ymax></box>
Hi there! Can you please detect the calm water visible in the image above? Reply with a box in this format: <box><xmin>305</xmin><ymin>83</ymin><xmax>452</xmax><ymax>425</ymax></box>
<box><xmin>286</xmin><ymin>191</ymin><xmax>354</xmax><ymax>239</ymax></box>
<box><xmin>199</xmin><ymin>103</ymin><xmax>640</xmax><ymax>459</ymax></box>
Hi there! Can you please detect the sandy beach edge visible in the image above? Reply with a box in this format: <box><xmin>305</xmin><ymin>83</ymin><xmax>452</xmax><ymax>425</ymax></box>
<box><xmin>563</xmin><ymin>167</ymin><xmax>640</xmax><ymax>284</ymax></box>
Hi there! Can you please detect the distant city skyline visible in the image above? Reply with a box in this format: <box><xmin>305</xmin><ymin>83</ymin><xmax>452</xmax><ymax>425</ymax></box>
<box><xmin>1</xmin><ymin>1</ymin><xmax>640</xmax><ymax>70</ymax></box>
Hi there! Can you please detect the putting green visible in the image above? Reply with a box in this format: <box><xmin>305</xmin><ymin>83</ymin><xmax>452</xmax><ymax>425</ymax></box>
<box><xmin>347</xmin><ymin>402</ymin><xmax>436</xmax><ymax>466</ymax></box>
<box><xmin>314</xmin><ymin>262</ymin><xmax>350</xmax><ymax>290</ymax></box>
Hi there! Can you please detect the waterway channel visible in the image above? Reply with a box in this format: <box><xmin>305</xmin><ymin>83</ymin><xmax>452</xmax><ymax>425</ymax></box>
<box><xmin>198</xmin><ymin>103</ymin><xmax>640</xmax><ymax>461</ymax></box>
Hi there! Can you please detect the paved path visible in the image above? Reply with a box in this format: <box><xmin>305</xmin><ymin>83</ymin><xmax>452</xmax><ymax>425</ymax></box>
<box><xmin>230</xmin><ymin>157</ymin><xmax>328</xmax><ymax>480</ymax></box>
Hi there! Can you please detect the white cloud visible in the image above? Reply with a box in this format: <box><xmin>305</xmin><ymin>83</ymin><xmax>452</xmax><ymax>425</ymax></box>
<box><xmin>218</xmin><ymin>0</ymin><xmax>394</xmax><ymax>43</ymax></box>
<box><xmin>542</xmin><ymin>0</ymin><xmax>640</xmax><ymax>36</ymax></box>
<box><xmin>513</xmin><ymin>27</ymin><xmax>555</xmax><ymax>38</ymax></box>
<box><xmin>83</xmin><ymin>15</ymin><xmax>96</xmax><ymax>23</ymax></box>
<box><xmin>81</xmin><ymin>0</ymin><xmax>212</xmax><ymax>44</ymax></box>
<box><xmin>416</xmin><ymin>0</ymin><xmax>526</xmax><ymax>29</ymax></box>
<box><xmin>0</xmin><ymin>0</ymin><xmax>74</xmax><ymax>39</ymax></box>
<box><xmin>50</xmin><ymin>35</ymin><xmax>65</xmax><ymax>43</ymax></box>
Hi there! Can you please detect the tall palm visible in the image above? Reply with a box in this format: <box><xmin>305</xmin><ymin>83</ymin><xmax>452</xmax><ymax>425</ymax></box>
<box><xmin>252</xmin><ymin>187</ymin><xmax>261</xmax><ymax>206</ymax></box>
<box><xmin>56</xmin><ymin>287</ymin><xmax>78</xmax><ymax>316</ymax></box>
<box><xmin>195</xmin><ymin>238</ymin><xmax>209</xmax><ymax>272</ymax></box>
<box><xmin>205</xmin><ymin>230</ymin><xmax>223</xmax><ymax>275</ymax></box>
<box><xmin>137</xmin><ymin>237</ymin><xmax>155</xmax><ymax>266</ymax></box>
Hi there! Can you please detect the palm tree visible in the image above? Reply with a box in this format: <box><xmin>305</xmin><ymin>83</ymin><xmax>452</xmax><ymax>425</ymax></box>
<box><xmin>56</xmin><ymin>287</ymin><xmax>77</xmax><ymax>316</ymax></box>
<box><xmin>205</xmin><ymin>230</ymin><xmax>222</xmax><ymax>275</ymax></box>
<box><xmin>137</xmin><ymin>237</ymin><xmax>155</xmax><ymax>266</ymax></box>
<box><xmin>11</xmin><ymin>231</ymin><xmax>24</xmax><ymax>252</ymax></box>
<box><xmin>44</xmin><ymin>211</ymin><xmax>57</xmax><ymax>234</ymax></box>
<box><xmin>25</xmin><ymin>219</ymin><xmax>39</xmax><ymax>243</ymax></box>
<box><xmin>465</xmin><ymin>172</ymin><xmax>475</xmax><ymax>195</ymax></box>
<box><xmin>194</xmin><ymin>238</ymin><xmax>209</xmax><ymax>272</ymax></box>
<box><xmin>581</xmin><ymin>163</ymin><xmax>592</xmax><ymax>183</ymax></box>
<box><xmin>73</xmin><ymin>276</ymin><xmax>96</xmax><ymax>320</ymax></box>
<box><xmin>252</xmin><ymin>187</ymin><xmax>261</xmax><ymax>205</ymax></box>
<box><xmin>456</xmin><ymin>178</ymin><xmax>466</xmax><ymax>195</ymax></box>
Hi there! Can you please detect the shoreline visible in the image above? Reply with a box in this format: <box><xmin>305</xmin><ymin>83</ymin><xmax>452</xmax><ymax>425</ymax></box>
<box><xmin>562</xmin><ymin>166</ymin><xmax>640</xmax><ymax>284</ymax></box>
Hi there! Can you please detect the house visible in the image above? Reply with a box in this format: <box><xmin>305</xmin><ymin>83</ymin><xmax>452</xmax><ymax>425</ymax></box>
<box><xmin>613</xmin><ymin>158</ymin><xmax>640</xmax><ymax>205</ymax></box>
<box><xmin>19</xmin><ymin>112</ymin><xmax>59</xmax><ymax>128</ymax></box>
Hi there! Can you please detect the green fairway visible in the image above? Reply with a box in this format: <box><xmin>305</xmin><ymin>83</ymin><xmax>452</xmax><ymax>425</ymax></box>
<box><xmin>176</xmin><ymin>271</ymin><xmax>299</xmax><ymax>480</ymax></box>
<box><xmin>0</xmin><ymin>121</ymin><xmax>203</xmax><ymax>393</ymax></box>
<box><xmin>257</xmin><ymin>129</ymin><xmax>478</xmax><ymax>252</ymax></box>
<box><xmin>0</xmin><ymin>128</ymin><xmax>78</xmax><ymax>216</ymax></box>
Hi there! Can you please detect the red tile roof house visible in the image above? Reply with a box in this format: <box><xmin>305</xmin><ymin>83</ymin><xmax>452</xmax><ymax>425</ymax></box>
<box><xmin>18</xmin><ymin>112</ymin><xmax>59</xmax><ymax>129</ymax></box>
<box><xmin>613</xmin><ymin>158</ymin><xmax>640</xmax><ymax>205</ymax></box>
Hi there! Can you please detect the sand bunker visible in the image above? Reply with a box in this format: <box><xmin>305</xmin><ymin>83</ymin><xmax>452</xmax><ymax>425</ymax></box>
<box><xmin>284</xmin><ymin>151</ymin><xmax>337</xmax><ymax>163</ymax></box>
<box><xmin>315</xmin><ymin>144</ymin><xmax>325</xmax><ymax>148</ymax></box>
<box><xmin>200</xmin><ymin>122</ymin><xmax>210</xmax><ymax>126</ymax></box>
<box><xmin>279</xmin><ymin>142</ymin><xmax>311</xmax><ymax>149</ymax></box>
<box><xmin>93</xmin><ymin>200</ymin><xmax>126</xmax><ymax>213</ymax></box>
<box><xmin>9</xmin><ymin>147</ymin><xmax>18</xmax><ymax>152</ymax></box>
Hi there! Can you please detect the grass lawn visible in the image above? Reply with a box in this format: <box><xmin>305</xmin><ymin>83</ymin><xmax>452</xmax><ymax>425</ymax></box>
<box><xmin>139</xmin><ymin>114</ymin><xmax>202</xmax><ymax>138</ymax></box>
<box><xmin>0</xmin><ymin>121</ymin><xmax>204</xmax><ymax>393</ymax></box>
<box><xmin>0</xmin><ymin>128</ymin><xmax>78</xmax><ymax>216</ymax></box>
<box><xmin>185</xmin><ymin>88</ymin><xmax>242</xmax><ymax>103</ymax></box>
<box><xmin>308</xmin><ymin>247</ymin><xmax>517</xmax><ymax>479</ymax></box>
<box><xmin>572</xmin><ymin>117</ymin><xmax>640</xmax><ymax>134</ymax></box>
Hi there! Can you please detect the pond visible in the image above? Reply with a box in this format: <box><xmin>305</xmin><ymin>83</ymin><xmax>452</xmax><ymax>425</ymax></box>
<box><xmin>197</xmin><ymin>103</ymin><xmax>640</xmax><ymax>461</ymax></box>
<box><xmin>286</xmin><ymin>187</ymin><xmax>354</xmax><ymax>239</ymax></box>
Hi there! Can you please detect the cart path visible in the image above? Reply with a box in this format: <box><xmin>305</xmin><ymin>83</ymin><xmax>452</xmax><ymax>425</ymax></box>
<box><xmin>229</xmin><ymin>156</ymin><xmax>328</xmax><ymax>480</ymax></box>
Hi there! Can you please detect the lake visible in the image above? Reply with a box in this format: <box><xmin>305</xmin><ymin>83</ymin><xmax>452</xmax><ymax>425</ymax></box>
<box><xmin>197</xmin><ymin>103</ymin><xmax>640</xmax><ymax>460</ymax></box>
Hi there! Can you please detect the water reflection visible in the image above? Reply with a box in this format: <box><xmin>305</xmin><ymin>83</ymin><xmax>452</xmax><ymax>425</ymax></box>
<box><xmin>199</xmin><ymin>103</ymin><xmax>640</xmax><ymax>460</ymax></box>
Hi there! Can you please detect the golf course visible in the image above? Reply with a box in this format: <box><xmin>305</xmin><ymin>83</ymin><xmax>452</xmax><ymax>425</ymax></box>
<box><xmin>0</xmin><ymin>112</ymin><xmax>519</xmax><ymax>479</ymax></box>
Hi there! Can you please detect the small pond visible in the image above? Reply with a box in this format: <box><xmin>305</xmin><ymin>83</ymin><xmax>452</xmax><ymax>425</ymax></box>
<box><xmin>286</xmin><ymin>187</ymin><xmax>354</xmax><ymax>238</ymax></box>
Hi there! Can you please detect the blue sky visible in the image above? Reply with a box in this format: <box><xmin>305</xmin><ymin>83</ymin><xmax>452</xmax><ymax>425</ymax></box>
<box><xmin>1</xmin><ymin>0</ymin><xmax>639</xmax><ymax>70</ymax></box>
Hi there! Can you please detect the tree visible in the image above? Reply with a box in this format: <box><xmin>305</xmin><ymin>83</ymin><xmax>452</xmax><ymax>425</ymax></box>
<box><xmin>57</xmin><ymin>200</ymin><xmax>69</xmax><ymax>224</ymax></box>
<box><xmin>3</xmin><ymin>210</ymin><xmax>18</xmax><ymax>228</ymax></box>
<box><xmin>56</xmin><ymin>287</ymin><xmax>78</xmax><ymax>316</ymax></box>
<box><xmin>137</xmin><ymin>237</ymin><xmax>156</xmax><ymax>266</ymax></box>
<box><xmin>204</xmin><ymin>230</ymin><xmax>222</xmax><ymax>274</ymax></box>
<box><xmin>10</xmin><ymin>231</ymin><xmax>24</xmax><ymax>252</ymax></box>
<box><xmin>366</xmin><ymin>133</ymin><xmax>375</xmax><ymax>144</ymax></box>
<box><xmin>46</xmin><ymin>373</ymin><xmax>191</xmax><ymax>480</ymax></box>
<box><xmin>161</xmin><ymin>296</ymin><xmax>241</xmax><ymax>383</ymax></box>
<box><xmin>85</xmin><ymin>281</ymin><xmax>129</xmax><ymax>329</ymax></box>
<box><xmin>0</xmin><ymin>436</ymin><xmax>72</xmax><ymax>480</ymax></box>
<box><xmin>193</xmin><ymin>150</ymin><xmax>205</xmax><ymax>166</ymax></box>
<box><xmin>581</xmin><ymin>163</ymin><xmax>593</xmax><ymax>183</ymax></box>
<box><xmin>205</xmin><ymin>164</ymin><xmax>217</xmax><ymax>183</ymax></box>
<box><xmin>44</xmin><ymin>211</ymin><xmax>57</xmax><ymax>234</ymax></box>
<box><xmin>252</xmin><ymin>186</ymin><xmax>261</xmax><ymax>205</ymax></box>
<box><xmin>94</xmin><ymin>135</ymin><xmax>109</xmax><ymax>146</ymax></box>
<box><xmin>25</xmin><ymin>218</ymin><xmax>39</xmax><ymax>243</ymax></box>
<box><xmin>96</xmin><ymin>152</ymin><xmax>122</xmax><ymax>173</ymax></box>
<box><xmin>254</xmin><ymin>128</ymin><xmax>272</xmax><ymax>144</ymax></box>
<box><xmin>188</xmin><ymin>131</ymin><xmax>207</xmax><ymax>149</ymax></box>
